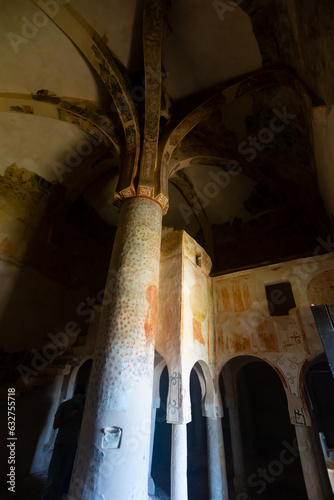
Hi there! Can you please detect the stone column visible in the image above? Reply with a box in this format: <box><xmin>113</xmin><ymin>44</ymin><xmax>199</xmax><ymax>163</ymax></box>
<box><xmin>229</xmin><ymin>406</ymin><xmax>246</xmax><ymax>493</ymax></box>
<box><xmin>148</xmin><ymin>398</ymin><xmax>160</xmax><ymax>495</ymax></box>
<box><xmin>171</xmin><ymin>423</ymin><xmax>188</xmax><ymax>500</ymax></box>
<box><xmin>68</xmin><ymin>197</ymin><xmax>162</xmax><ymax>500</ymax></box>
<box><xmin>206</xmin><ymin>417</ymin><xmax>229</xmax><ymax>500</ymax></box>
<box><xmin>295</xmin><ymin>425</ymin><xmax>328</xmax><ymax>500</ymax></box>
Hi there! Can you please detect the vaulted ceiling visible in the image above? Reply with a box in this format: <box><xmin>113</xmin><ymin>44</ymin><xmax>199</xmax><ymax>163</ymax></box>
<box><xmin>1</xmin><ymin>0</ymin><xmax>334</xmax><ymax>274</ymax></box>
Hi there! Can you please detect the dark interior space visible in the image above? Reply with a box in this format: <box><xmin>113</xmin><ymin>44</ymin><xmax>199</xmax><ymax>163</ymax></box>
<box><xmin>75</xmin><ymin>358</ymin><xmax>93</xmax><ymax>396</ymax></box>
<box><xmin>240</xmin><ymin>361</ymin><xmax>307</xmax><ymax>500</ymax></box>
<box><xmin>306</xmin><ymin>357</ymin><xmax>334</xmax><ymax>450</ymax></box>
<box><xmin>187</xmin><ymin>368</ymin><xmax>209</xmax><ymax>500</ymax></box>
<box><xmin>220</xmin><ymin>359</ymin><xmax>308</xmax><ymax>500</ymax></box>
<box><xmin>219</xmin><ymin>372</ymin><xmax>237</xmax><ymax>500</ymax></box>
<box><xmin>151</xmin><ymin>367</ymin><xmax>210</xmax><ymax>500</ymax></box>
<box><xmin>1</xmin><ymin>0</ymin><xmax>334</xmax><ymax>497</ymax></box>
<box><xmin>152</xmin><ymin>366</ymin><xmax>171</xmax><ymax>497</ymax></box>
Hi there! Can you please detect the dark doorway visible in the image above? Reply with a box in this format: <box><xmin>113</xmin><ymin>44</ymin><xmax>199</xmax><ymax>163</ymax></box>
<box><xmin>221</xmin><ymin>358</ymin><xmax>307</xmax><ymax>500</ymax></box>
<box><xmin>152</xmin><ymin>365</ymin><xmax>171</xmax><ymax>496</ymax></box>
<box><xmin>219</xmin><ymin>372</ymin><xmax>238</xmax><ymax>499</ymax></box>
<box><xmin>306</xmin><ymin>356</ymin><xmax>334</xmax><ymax>448</ymax></box>
<box><xmin>187</xmin><ymin>368</ymin><xmax>209</xmax><ymax>500</ymax></box>
<box><xmin>74</xmin><ymin>358</ymin><xmax>93</xmax><ymax>395</ymax></box>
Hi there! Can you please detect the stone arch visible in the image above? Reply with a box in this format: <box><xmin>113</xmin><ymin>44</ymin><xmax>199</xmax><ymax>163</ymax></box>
<box><xmin>220</xmin><ymin>354</ymin><xmax>310</xmax><ymax>426</ymax></box>
<box><xmin>31</xmin><ymin>0</ymin><xmax>140</xmax><ymax>200</ymax></box>
<box><xmin>152</xmin><ymin>350</ymin><xmax>168</xmax><ymax>404</ymax></box>
<box><xmin>65</xmin><ymin>356</ymin><xmax>93</xmax><ymax>400</ymax></box>
<box><xmin>299</xmin><ymin>353</ymin><xmax>326</xmax><ymax>393</ymax></box>
<box><xmin>220</xmin><ymin>354</ymin><xmax>308</xmax><ymax>497</ymax></box>
<box><xmin>218</xmin><ymin>352</ymin><xmax>266</xmax><ymax>377</ymax></box>
<box><xmin>193</xmin><ymin>359</ymin><xmax>223</xmax><ymax>418</ymax></box>
<box><xmin>299</xmin><ymin>352</ymin><xmax>332</xmax><ymax>420</ymax></box>
<box><xmin>160</xmin><ymin>68</ymin><xmax>311</xmax><ymax>182</ymax></box>
<box><xmin>0</xmin><ymin>93</ymin><xmax>120</xmax><ymax>152</ymax></box>
<box><xmin>307</xmin><ymin>269</ymin><xmax>334</xmax><ymax>306</ymax></box>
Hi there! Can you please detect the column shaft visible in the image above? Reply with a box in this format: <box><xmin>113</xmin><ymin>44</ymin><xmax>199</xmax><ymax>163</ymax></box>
<box><xmin>148</xmin><ymin>404</ymin><xmax>158</xmax><ymax>495</ymax></box>
<box><xmin>295</xmin><ymin>425</ymin><xmax>327</xmax><ymax>500</ymax></box>
<box><xmin>69</xmin><ymin>197</ymin><xmax>162</xmax><ymax>500</ymax></box>
<box><xmin>171</xmin><ymin>423</ymin><xmax>188</xmax><ymax>500</ymax></box>
<box><xmin>206</xmin><ymin>417</ymin><xmax>229</xmax><ymax>500</ymax></box>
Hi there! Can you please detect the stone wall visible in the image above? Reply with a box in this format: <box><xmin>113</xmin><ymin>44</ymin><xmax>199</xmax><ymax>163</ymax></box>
<box><xmin>156</xmin><ymin>229</ymin><xmax>334</xmax><ymax>427</ymax></box>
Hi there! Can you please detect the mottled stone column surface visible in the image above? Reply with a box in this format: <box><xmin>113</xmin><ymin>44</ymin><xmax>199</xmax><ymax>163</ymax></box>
<box><xmin>69</xmin><ymin>197</ymin><xmax>162</xmax><ymax>500</ymax></box>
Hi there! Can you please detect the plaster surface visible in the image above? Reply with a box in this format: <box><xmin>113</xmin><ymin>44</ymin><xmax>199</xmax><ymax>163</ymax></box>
<box><xmin>70</xmin><ymin>197</ymin><xmax>162</xmax><ymax>500</ymax></box>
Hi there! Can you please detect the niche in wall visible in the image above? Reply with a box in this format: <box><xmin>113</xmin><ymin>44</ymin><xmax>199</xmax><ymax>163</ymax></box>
<box><xmin>265</xmin><ymin>281</ymin><xmax>296</xmax><ymax>316</ymax></box>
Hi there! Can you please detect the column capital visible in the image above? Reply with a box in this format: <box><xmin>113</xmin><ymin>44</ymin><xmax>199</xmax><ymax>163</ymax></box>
<box><xmin>114</xmin><ymin>191</ymin><xmax>168</xmax><ymax>215</ymax></box>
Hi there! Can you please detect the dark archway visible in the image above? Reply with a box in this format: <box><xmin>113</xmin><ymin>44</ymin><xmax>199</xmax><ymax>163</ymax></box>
<box><xmin>74</xmin><ymin>358</ymin><xmax>93</xmax><ymax>395</ymax></box>
<box><xmin>221</xmin><ymin>357</ymin><xmax>307</xmax><ymax>500</ymax></box>
<box><xmin>151</xmin><ymin>365</ymin><xmax>171</xmax><ymax>497</ymax></box>
<box><xmin>187</xmin><ymin>368</ymin><xmax>209</xmax><ymax>500</ymax></box>
<box><xmin>219</xmin><ymin>371</ymin><xmax>236</xmax><ymax>499</ymax></box>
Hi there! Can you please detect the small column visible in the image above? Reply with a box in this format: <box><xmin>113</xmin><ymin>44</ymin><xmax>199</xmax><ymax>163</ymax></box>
<box><xmin>229</xmin><ymin>407</ymin><xmax>247</xmax><ymax>493</ymax></box>
<box><xmin>206</xmin><ymin>417</ymin><xmax>229</xmax><ymax>500</ymax></box>
<box><xmin>295</xmin><ymin>425</ymin><xmax>327</xmax><ymax>500</ymax></box>
<box><xmin>68</xmin><ymin>197</ymin><xmax>162</xmax><ymax>500</ymax></box>
<box><xmin>171</xmin><ymin>424</ymin><xmax>188</xmax><ymax>500</ymax></box>
<box><xmin>148</xmin><ymin>398</ymin><xmax>160</xmax><ymax>495</ymax></box>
